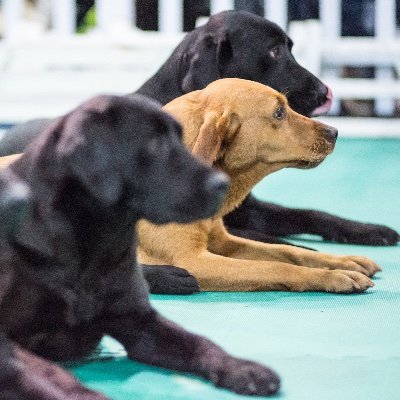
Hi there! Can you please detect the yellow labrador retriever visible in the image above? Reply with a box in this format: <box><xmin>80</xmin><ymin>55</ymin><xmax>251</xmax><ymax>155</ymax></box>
<box><xmin>0</xmin><ymin>79</ymin><xmax>380</xmax><ymax>293</ymax></box>
<box><xmin>137</xmin><ymin>78</ymin><xmax>380</xmax><ymax>292</ymax></box>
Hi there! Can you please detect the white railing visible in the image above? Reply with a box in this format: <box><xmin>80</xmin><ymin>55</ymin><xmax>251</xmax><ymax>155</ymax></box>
<box><xmin>1</xmin><ymin>0</ymin><xmax>290</xmax><ymax>36</ymax></box>
<box><xmin>0</xmin><ymin>0</ymin><xmax>399</xmax><ymax>127</ymax></box>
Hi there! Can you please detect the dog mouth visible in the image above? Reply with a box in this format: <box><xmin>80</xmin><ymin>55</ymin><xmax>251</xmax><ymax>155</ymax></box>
<box><xmin>296</xmin><ymin>159</ymin><xmax>325</xmax><ymax>169</ymax></box>
<box><xmin>296</xmin><ymin>138</ymin><xmax>335</xmax><ymax>169</ymax></box>
<box><xmin>311</xmin><ymin>86</ymin><xmax>333</xmax><ymax>117</ymax></box>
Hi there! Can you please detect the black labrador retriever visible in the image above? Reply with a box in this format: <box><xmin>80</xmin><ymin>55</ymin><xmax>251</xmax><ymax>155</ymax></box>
<box><xmin>1</xmin><ymin>11</ymin><xmax>397</xmax><ymax>249</ymax></box>
<box><xmin>0</xmin><ymin>94</ymin><xmax>280</xmax><ymax>398</ymax></box>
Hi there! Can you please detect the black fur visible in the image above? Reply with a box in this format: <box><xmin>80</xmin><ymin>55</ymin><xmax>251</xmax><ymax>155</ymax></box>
<box><xmin>0</xmin><ymin>94</ymin><xmax>280</xmax><ymax>398</ymax></box>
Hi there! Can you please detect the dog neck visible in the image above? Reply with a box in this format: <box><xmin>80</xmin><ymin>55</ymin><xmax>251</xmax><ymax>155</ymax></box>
<box><xmin>135</xmin><ymin>52</ymin><xmax>184</xmax><ymax>105</ymax></box>
<box><xmin>216</xmin><ymin>161</ymin><xmax>282</xmax><ymax>217</ymax></box>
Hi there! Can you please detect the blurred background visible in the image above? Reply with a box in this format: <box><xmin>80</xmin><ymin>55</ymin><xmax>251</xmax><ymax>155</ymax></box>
<box><xmin>0</xmin><ymin>0</ymin><xmax>399</xmax><ymax>137</ymax></box>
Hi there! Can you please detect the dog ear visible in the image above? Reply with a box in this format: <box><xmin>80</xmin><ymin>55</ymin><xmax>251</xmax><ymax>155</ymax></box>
<box><xmin>192</xmin><ymin>110</ymin><xmax>240</xmax><ymax>165</ymax></box>
<box><xmin>181</xmin><ymin>32</ymin><xmax>233</xmax><ymax>93</ymax></box>
<box><xmin>58</xmin><ymin>112</ymin><xmax>123</xmax><ymax>206</ymax></box>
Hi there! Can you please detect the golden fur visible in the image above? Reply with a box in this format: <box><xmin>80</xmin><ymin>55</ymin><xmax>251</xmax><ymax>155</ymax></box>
<box><xmin>136</xmin><ymin>79</ymin><xmax>380</xmax><ymax>292</ymax></box>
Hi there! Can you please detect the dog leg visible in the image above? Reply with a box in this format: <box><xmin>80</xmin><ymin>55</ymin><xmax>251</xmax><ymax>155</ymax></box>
<box><xmin>210</xmin><ymin>219</ymin><xmax>381</xmax><ymax>277</ymax></box>
<box><xmin>0</xmin><ymin>334</ymin><xmax>107</xmax><ymax>400</ymax></box>
<box><xmin>103</xmin><ymin>309</ymin><xmax>280</xmax><ymax>396</ymax></box>
<box><xmin>226</xmin><ymin>227</ymin><xmax>316</xmax><ymax>250</ymax></box>
<box><xmin>175</xmin><ymin>250</ymin><xmax>375</xmax><ymax>292</ymax></box>
<box><xmin>138</xmin><ymin>222</ymin><xmax>374</xmax><ymax>292</ymax></box>
<box><xmin>225</xmin><ymin>194</ymin><xmax>399</xmax><ymax>246</ymax></box>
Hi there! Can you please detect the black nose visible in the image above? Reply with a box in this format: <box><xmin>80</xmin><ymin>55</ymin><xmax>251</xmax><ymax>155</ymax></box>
<box><xmin>204</xmin><ymin>172</ymin><xmax>229</xmax><ymax>197</ymax></box>
<box><xmin>322</xmin><ymin>126</ymin><xmax>338</xmax><ymax>142</ymax></box>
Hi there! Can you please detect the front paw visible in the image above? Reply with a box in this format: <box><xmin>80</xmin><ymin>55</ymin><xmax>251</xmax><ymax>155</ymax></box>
<box><xmin>323</xmin><ymin>222</ymin><xmax>399</xmax><ymax>246</ymax></box>
<box><xmin>326</xmin><ymin>255</ymin><xmax>381</xmax><ymax>277</ymax></box>
<box><xmin>210</xmin><ymin>357</ymin><xmax>280</xmax><ymax>396</ymax></box>
<box><xmin>142</xmin><ymin>264</ymin><xmax>200</xmax><ymax>295</ymax></box>
<box><xmin>323</xmin><ymin>270</ymin><xmax>375</xmax><ymax>293</ymax></box>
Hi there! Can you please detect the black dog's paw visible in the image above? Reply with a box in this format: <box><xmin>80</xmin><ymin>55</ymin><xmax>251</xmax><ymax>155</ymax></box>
<box><xmin>324</xmin><ymin>222</ymin><xmax>399</xmax><ymax>246</ymax></box>
<box><xmin>141</xmin><ymin>264</ymin><xmax>200</xmax><ymax>295</ymax></box>
<box><xmin>211</xmin><ymin>358</ymin><xmax>280</xmax><ymax>396</ymax></box>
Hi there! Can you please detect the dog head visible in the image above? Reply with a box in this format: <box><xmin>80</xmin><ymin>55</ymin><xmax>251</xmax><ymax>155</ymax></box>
<box><xmin>50</xmin><ymin>94</ymin><xmax>228</xmax><ymax>224</ymax></box>
<box><xmin>178</xmin><ymin>11</ymin><xmax>331</xmax><ymax>117</ymax></box>
<box><xmin>166</xmin><ymin>78</ymin><xmax>337</xmax><ymax>179</ymax></box>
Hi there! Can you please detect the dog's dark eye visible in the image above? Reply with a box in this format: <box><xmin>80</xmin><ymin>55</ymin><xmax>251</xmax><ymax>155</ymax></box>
<box><xmin>273</xmin><ymin>106</ymin><xmax>285</xmax><ymax>120</ymax></box>
<box><xmin>269</xmin><ymin>46</ymin><xmax>281</xmax><ymax>59</ymax></box>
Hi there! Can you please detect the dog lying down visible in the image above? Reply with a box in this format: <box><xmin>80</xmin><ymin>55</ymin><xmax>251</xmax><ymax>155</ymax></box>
<box><xmin>0</xmin><ymin>94</ymin><xmax>280</xmax><ymax>398</ymax></box>
<box><xmin>137</xmin><ymin>78</ymin><xmax>381</xmax><ymax>292</ymax></box>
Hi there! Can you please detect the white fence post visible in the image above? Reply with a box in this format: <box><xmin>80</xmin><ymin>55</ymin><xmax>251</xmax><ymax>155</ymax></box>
<box><xmin>50</xmin><ymin>0</ymin><xmax>76</xmax><ymax>35</ymax></box>
<box><xmin>375</xmin><ymin>0</ymin><xmax>396</xmax><ymax>115</ymax></box>
<box><xmin>96</xmin><ymin>0</ymin><xmax>134</xmax><ymax>33</ymax></box>
<box><xmin>320</xmin><ymin>0</ymin><xmax>341</xmax><ymax>115</ymax></box>
<box><xmin>158</xmin><ymin>0</ymin><xmax>183</xmax><ymax>33</ymax></box>
<box><xmin>210</xmin><ymin>0</ymin><xmax>235</xmax><ymax>15</ymax></box>
<box><xmin>2</xmin><ymin>0</ymin><xmax>24</xmax><ymax>39</ymax></box>
<box><xmin>320</xmin><ymin>0</ymin><xmax>341</xmax><ymax>38</ymax></box>
<box><xmin>264</xmin><ymin>0</ymin><xmax>287</xmax><ymax>29</ymax></box>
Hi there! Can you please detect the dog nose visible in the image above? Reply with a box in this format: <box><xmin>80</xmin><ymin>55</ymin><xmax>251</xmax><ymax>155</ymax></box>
<box><xmin>204</xmin><ymin>172</ymin><xmax>229</xmax><ymax>196</ymax></box>
<box><xmin>322</xmin><ymin>126</ymin><xmax>338</xmax><ymax>142</ymax></box>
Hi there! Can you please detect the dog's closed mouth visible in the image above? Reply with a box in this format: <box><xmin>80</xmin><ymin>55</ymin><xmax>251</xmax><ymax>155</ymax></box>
<box><xmin>296</xmin><ymin>159</ymin><xmax>325</xmax><ymax>169</ymax></box>
<box><xmin>304</xmin><ymin>138</ymin><xmax>335</xmax><ymax>167</ymax></box>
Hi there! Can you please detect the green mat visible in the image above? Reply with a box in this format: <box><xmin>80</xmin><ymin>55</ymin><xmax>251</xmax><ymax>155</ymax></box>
<box><xmin>70</xmin><ymin>138</ymin><xmax>400</xmax><ymax>400</ymax></box>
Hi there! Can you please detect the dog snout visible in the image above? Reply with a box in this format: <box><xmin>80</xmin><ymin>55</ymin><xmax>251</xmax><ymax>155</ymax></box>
<box><xmin>204</xmin><ymin>172</ymin><xmax>229</xmax><ymax>198</ymax></box>
<box><xmin>321</xmin><ymin>126</ymin><xmax>338</xmax><ymax>143</ymax></box>
<box><xmin>199</xmin><ymin>171</ymin><xmax>229</xmax><ymax>216</ymax></box>
<box><xmin>311</xmin><ymin>84</ymin><xmax>333</xmax><ymax>116</ymax></box>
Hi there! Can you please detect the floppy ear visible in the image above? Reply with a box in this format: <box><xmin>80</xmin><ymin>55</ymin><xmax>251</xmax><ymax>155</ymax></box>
<box><xmin>181</xmin><ymin>32</ymin><xmax>233</xmax><ymax>93</ymax></box>
<box><xmin>57</xmin><ymin>112</ymin><xmax>123</xmax><ymax>206</ymax></box>
<box><xmin>192</xmin><ymin>110</ymin><xmax>240</xmax><ymax>166</ymax></box>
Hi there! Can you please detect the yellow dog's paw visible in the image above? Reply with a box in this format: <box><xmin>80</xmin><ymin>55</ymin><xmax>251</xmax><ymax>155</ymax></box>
<box><xmin>324</xmin><ymin>270</ymin><xmax>375</xmax><ymax>293</ymax></box>
<box><xmin>325</xmin><ymin>255</ymin><xmax>381</xmax><ymax>277</ymax></box>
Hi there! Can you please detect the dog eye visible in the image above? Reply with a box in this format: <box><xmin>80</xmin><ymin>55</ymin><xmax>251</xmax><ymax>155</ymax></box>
<box><xmin>269</xmin><ymin>46</ymin><xmax>280</xmax><ymax>58</ymax></box>
<box><xmin>273</xmin><ymin>106</ymin><xmax>285</xmax><ymax>120</ymax></box>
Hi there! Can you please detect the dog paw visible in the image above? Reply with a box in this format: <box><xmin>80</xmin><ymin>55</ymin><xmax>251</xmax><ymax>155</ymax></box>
<box><xmin>324</xmin><ymin>270</ymin><xmax>375</xmax><ymax>293</ymax></box>
<box><xmin>141</xmin><ymin>264</ymin><xmax>200</xmax><ymax>294</ymax></box>
<box><xmin>210</xmin><ymin>357</ymin><xmax>280</xmax><ymax>396</ymax></box>
<box><xmin>323</xmin><ymin>223</ymin><xmax>399</xmax><ymax>246</ymax></box>
<box><xmin>327</xmin><ymin>255</ymin><xmax>381</xmax><ymax>277</ymax></box>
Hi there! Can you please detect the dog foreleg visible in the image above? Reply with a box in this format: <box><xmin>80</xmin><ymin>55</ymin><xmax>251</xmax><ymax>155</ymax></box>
<box><xmin>210</xmin><ymin>219</ymin><xmax>381</xmax><ymax>277</ymax></box>
<box><xmin>175</xmin><ymin>249</ymin><xmax>376</xmax><ymax>293</ymax></box>
<box><xmin>225</xmin><ymin>194</ymin><xmax>399</xmax><ymax>246</ymax></box>
<box><xmin>103</xmin><ymin>309</ymin><xmax>280</xmax><ymax>396</ymax></box>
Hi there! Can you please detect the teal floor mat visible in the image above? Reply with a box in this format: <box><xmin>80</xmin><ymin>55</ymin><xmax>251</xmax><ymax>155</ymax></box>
<box><xmin>70</xmin><ymin>138</ymin><xmax>400</xmax><ymax>400</ymax></box>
